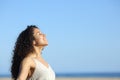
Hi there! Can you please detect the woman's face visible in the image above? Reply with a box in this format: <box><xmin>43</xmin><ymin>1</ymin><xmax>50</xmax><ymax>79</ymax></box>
<box><xmin>33</xmin><ymin>28</ymin><xmax>48</xmax><ymax>46</ymax></box>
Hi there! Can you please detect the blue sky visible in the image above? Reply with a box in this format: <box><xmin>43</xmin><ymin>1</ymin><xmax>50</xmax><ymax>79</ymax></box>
<box><xmin>0</xmin><ymin>0</ymin><xmax>120</xmax><ymax>75</ymax></box>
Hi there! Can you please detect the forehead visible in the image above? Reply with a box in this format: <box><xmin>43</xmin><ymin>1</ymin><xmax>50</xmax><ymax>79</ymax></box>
<box><xmin>33</xmin><ymin>28</ymin><xmax>41</xmax><ymax>33</ymax></box>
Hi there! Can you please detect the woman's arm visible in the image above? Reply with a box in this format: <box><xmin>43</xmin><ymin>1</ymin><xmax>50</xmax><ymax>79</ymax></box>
<box><xmin>17</xmin><ymin>58</ymin><xmax>31</xmax><ymax>80</ymax></box>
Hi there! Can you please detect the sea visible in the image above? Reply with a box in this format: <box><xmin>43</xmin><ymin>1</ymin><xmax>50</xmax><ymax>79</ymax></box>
<box><xmin>0</xmin><ymin>73</ymin><xmax>120</xmax><ymax>78</ymax></box>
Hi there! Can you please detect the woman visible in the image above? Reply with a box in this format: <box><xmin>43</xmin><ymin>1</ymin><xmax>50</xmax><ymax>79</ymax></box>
<box><xmin>11</xmin><ymin>25</ymin><xmax>55</xmax><ymax>80</ymax></box>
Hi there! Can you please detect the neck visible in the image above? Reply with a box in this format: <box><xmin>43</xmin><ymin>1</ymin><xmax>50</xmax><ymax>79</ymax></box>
<box><xmin>29</xmin><ymin>46</ymin><xmax>44</xmax><ymax>58</ymax></box>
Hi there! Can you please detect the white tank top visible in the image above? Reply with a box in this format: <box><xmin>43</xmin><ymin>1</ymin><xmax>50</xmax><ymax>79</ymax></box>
<box><xmin>28</xmin><ymin>58</ymin><xmax>55</xmax><ymax>80</ymax></box>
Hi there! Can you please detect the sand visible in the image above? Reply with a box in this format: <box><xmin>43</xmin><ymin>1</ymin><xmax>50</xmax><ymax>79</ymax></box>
<box><xmin>0</xmin><ymin>77</ymin><xmax>120</xmax><ymax>80</ymax></box>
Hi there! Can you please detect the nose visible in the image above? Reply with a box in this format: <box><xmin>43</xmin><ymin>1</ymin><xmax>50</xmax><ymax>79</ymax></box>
<box><xmin>42</xmin><ymin>34</ymin><xmax>46</xmax><ymax>37</ymax></box>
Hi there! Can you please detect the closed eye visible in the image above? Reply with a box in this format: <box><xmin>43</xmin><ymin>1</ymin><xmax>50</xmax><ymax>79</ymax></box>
<box><xmin>37</xmin><ymin>32</ymin><xmax>42</xmax><ymax>35</ymax></box>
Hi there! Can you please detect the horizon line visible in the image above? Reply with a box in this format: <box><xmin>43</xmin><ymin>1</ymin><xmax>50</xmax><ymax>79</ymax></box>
<box><xmin>0</xmin><ymin>72</ymin><xmax>120</xmax><ymax>78</ymax></box>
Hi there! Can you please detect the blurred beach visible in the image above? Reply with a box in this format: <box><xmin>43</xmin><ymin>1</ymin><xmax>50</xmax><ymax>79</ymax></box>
<box><xmin>0</xmin><ymin>77</ymin><xmax>120</xmax><ymax>80</ymax></box>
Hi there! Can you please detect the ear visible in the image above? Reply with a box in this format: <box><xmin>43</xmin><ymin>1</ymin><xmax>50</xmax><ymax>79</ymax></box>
<box><xmin>33</xmin><ymin>40</ymin><xmax>36</xmax><ymax>45</ymax></box>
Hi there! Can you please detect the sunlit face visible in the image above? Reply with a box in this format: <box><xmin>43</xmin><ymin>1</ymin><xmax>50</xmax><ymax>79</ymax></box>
<box><xmin>33</xmin><ymin>28</ymin><xmax>48</xmax><ymax>47</ymax></box>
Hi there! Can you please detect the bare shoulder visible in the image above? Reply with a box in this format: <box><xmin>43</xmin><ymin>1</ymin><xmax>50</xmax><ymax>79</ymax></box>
<box><xmin>21</xmin><ymin>57</ymin><xmax>35</xmax><ymax>68</ymax></box>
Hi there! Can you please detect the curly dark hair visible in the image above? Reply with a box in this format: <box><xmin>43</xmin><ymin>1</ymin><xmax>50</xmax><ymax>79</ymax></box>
<box><xmin>11</xmin><ymin>25</ymin><xmax>38</xmax><ymax>80</ymax></box>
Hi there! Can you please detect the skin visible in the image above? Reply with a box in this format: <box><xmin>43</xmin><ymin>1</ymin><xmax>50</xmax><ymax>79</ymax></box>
<box><xmin>17</xmin><ymin>28</ymin><xmax>49</xmax><ymax>80</ymax></box>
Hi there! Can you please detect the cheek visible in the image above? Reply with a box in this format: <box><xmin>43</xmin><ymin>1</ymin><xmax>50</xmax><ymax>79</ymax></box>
<box><xmin>35</xmin><ymin>37</ymin><xmax>48</xmax><ymax>46</ymax></box>
<box><xmin>35</xmin><ymin>35</ymin><xmax>43</xmax><ymax>40</ymax></box>
<box><xmin>36</xmin><ymin>37</ymin><xmax>44</xmax><ymax>43</ymax></box>
<box><xmin>35</xmin><ymin>35</ymin><xmax>47</xmax><ymax>43</ymax></box>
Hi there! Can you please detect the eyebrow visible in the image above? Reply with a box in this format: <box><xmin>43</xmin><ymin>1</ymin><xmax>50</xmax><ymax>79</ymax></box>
<box><xmin>34</xmin><ymin>31</ymin><xmax>42</xmax><ymax>35</ymax></box>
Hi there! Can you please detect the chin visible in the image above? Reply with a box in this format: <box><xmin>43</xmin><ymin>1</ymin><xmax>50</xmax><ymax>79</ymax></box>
<box><xmin>45</xmin><ymin>43</ymin><xmax>48</xmax><ymax>46</ymax></box>
<box><xmin>43</xmin><ymin>43</ymin><xmax>48</xmax><ymax>46</ymax></box>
